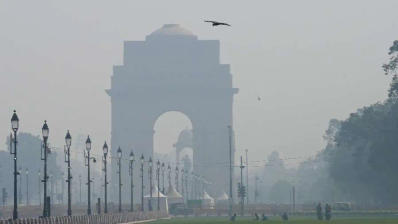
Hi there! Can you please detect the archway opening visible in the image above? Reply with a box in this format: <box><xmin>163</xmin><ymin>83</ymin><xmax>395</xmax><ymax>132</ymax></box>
<box><xmin>153</xmin><ymin>111</ymin><xmax>193</xmax><ymax>166</ymax></box>
<box><xmin>179</xmin><ymin>147</ymin><xmax>194</xmax><ymax>172</ymax></box>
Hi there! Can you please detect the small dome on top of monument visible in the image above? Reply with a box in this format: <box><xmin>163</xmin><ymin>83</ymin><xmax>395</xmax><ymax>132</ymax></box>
<box><xmin>149</xmin><ymin>24</ymin><xmax>196</xmax><ymax>37</ymax></box>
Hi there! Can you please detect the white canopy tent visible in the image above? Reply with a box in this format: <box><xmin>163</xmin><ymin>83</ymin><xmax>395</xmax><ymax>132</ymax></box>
<box><xmin>215</xmin><ymin>192</ymin><xmax>229</xmax><ymax>207</ymax></box>
<box><xmin>201</xmin><ymin>191</ymin><xmax>215</xmax><ymax>209</ymax></box>
<box><xmin>166</xmin><ymin>184</ymin><xmax>184</xmax><ymax>206</ymax></box>
<box><xmin>143</xmin><ymin>186</ymin><xmax>168</xmax><ymax>212</ymax></box>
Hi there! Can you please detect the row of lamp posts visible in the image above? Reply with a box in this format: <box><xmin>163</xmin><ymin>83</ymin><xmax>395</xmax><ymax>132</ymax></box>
<box><xmin>9</xmin><ymin>110</ymin><xmax>87</xmax><ymax>219</ymax></box>
<box><xmin>9</xmin><ymin>110</ymin><xmax>203</xmax><ymax>220</ymax></box>
<box><xmin>10</xmin><ymin>112</ymin><xmax>51</xmax><ymax>219</ymax></box>
<box><xmin>10</xmin><ymin>112</ymin><xmax>52</xmax><ymax>219</ymax></box>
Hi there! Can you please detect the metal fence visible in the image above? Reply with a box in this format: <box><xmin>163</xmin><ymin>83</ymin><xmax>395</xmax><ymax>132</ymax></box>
<box><xmin>0</xmin><ymin>211</ymin><xmax>168</xmax><ymax>224</ymax></box>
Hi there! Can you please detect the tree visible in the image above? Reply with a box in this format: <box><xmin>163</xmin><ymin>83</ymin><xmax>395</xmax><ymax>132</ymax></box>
<box><xmin>325</xmin><ymin>99</ymin><xmax>398</xmax><ymax>205</ymax></box>
<box><xmin>1</xmin><ymin>132</ymin><xmax>62</xmax><ymax>205</ymax></box>
<box><xmin>259</xmin><ymin>151</ymin><xmax>287</xmax><ymax>203</ymax></box>
<box><xmin>382</xmin><ymin>40</ymin><xmax>398</xmax><ymax>97</ymax></box>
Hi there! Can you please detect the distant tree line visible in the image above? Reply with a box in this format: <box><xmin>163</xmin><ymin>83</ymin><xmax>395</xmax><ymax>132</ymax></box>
<box><xmin>323</xmin><ymin>98</ymin><xmax>398</xmax><ymax>205</ymax></box>
<box><xmin>257</xmin><ymin>40</ymin><xmax>398</xmax><ymax>206</ymax></box>
<box><xmin>318</xmin><ymin>40</ymin><xmax>398</xmax><ymax>205</ymax></box>
<box><xmin>0</xmin><ymin>132</ymin><xmax>62</xmax><ymax>205</ymax></box>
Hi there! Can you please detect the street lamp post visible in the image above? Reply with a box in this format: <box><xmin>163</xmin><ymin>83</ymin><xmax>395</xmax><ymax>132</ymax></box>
<box><xmin>198</xmin><ymin>175</ymin><xmax>202</xmax><ymax>198</ymax></box>
<box><xmin>38</xmin><ymin>170</ymin><xmax>41</xmax><ymax>206</ymax></box>
<box><xmin>18</xmin><ymin>167</ymin><xmax>22</xmax><ymax>205</ymax></box>
<box><xmin>10</xmin><ymin>110</ymin><xmax>19</xmax><ymax>220</ymax></box>
<box><xmin>227</xmin><ymin>125</ymin><xmax>233</xmax><ymax>217</ymax></box>
<box><xmin>191</xmin><ymin>173</ymin><xmax>195</xmax><ymax>199</ymax></box>
<box><xmin>41</xmin><ymin>120</ymin><xmax>49</xmax><ymax>217</ymax></box>
<box><xmin>239</xmin><ymin>156</ymin><xmax>245</xmax><ymax>216</ymax></box>
<box><xmin>84</xmin><ymin>135</ymin><xmax>95</xmax><ymax>215</ymax></box>
<box><xmin>25</xmin><ymin>169</ymin><xmax>29</xmax><ymax>206</ymax></box>
<box><xmin>181</xmin><ymin>168</ymin><xmax>184</xmax><ymax>200</ymax></box>
<box><xmin>102</xmin><ymin>142</ymin><xmax>109</xmax><ymax>213</ymax></box>
<box><xmin>148</xmin><ymin>157</ymin><xmax>153</xmax><ymax>211</ymax></box>
<box><xmin>140</xmin><ymin>155</ymin><xmax>144</xmax><ymax>212</ymax></box>
<box><xmin>64</xmin><ymin>130</ymin><xmax>72</xmax><ymax>216</ymax></box>
<box><xmin>245</xmin><ymin>149</ymin><xmax>249</xmax><ymax>205</ymax></box>
<box><xmin>49</xmin><ymin>173</ymin><xmax>53</xmax><ymax>206</ymax></box>
<box><xmin>117</xmin><ymin>147</ymin><xmax>122</xmax><ymax>212</ymax></box>
<box><xmin>192</xmin><ymin>173</ymin><xmax>197</xmax><ymax>199</ymax></box>
<box><xmin>161</xmin><ymin>163</ymin><xmax>165</xmax><ymax>194</ymax></box>
<box><xmin>129</xmin><ymin>151</ymin><xmax>135</xmax><ymax>212</ymax></box>
<box><xmin>190</xmin><ymin>173</ymin><xmax>194</xmax><ymax>199</ymax></box>
<box><xmin>200</xmin><ymin>176</ymin><xmax>204</xmax><ymax>198</ymax></box>
<box><xmin>156</xmin><ymin>160</ymin><xmax>160</xmax><ymax>211</ymax></box>
<box><xmin>254</xmin><ymin>175</ymin><xmax>259</xmax><ymax>203</ymax></box>
<box><xmin>185</xmin><ymin>170</ymin><xmax>189</xmax><ymax>200</ymax></box>
<box><xmin>61</xmin><ymin>172</ymin><xmax>65</xmax><ymax>205</ymax></box>
<box><xmin>91</xmin><ymin>177</ymin><xmax>95</xmax><ymax>205</ymax></box>
<box><xmin>167</xmin><ymin>165</ymin><xmax>171</xmax><ymax>189</ymax></box>
<box><xmin>196</xmin><ymin>174</ymin><xmax>199</xmax><ymax>199</ymax></box>
<box><xmin>175</xmin><ymin>167</ymin><xmax>179</xmax><ymax>192</ymax></box>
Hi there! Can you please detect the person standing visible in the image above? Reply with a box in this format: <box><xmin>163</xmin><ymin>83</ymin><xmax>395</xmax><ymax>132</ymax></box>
<box><xmin>316</xmin><ymin>203</ymin><xmax>323</xmax><ymax>220</ymax></box>
<box><xmin>325</xmin><ymin>203</ymin><xmax>332</xmax><ymax>221</ymax></box>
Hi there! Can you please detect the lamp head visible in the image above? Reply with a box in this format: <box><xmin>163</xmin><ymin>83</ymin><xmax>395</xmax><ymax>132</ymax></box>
<box><xmin>42</xmin><ymin>120</ymin><xmax>49</xmax><ymax>139</ymax></box>
<box><xmin>85</xmin><ymin>135</ymin><xmax>91</xmax><ymax>151</ymax></box>
<box><xmin>149</xmin><ymin>157</ymin><xmax>152</xmax><ymax>167</ymax></box>
<box><xmin>117</xmin><ymin>147</ymin><xmax>122</xmax><ymax>159</ymax></box>
<box><xmin>11</xmin><ymin>110</ymin><xmax>19</xmax><ymax>132</ymax></box>
<box><xmin>65</xmin><ymin>130</ymin><xmax>72</xmax><ymax>147</ymax></box>
<box><xmin>103</xmin><ymin>141</ymin><xmax>108</xmax><ymax>156</ymax></box>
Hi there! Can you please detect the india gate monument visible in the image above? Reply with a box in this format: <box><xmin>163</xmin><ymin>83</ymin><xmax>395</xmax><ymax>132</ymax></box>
<box><xmin>107</xmin><ymin>24</ymin><xmax>238</xmax><ymax>199</ymax></box>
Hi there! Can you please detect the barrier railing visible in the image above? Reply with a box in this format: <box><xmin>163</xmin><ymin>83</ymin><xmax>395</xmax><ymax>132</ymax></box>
<box><xmin>0</xmin><ymin>211</ymin><xmax>168</xmax><ymax>224</ymax></box>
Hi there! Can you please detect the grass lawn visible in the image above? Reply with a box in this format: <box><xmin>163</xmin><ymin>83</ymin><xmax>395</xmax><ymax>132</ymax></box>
<box><xmin>151</xmin><ymin>215</ymin><xmax>398</xmax><ymax>224</ymax></box>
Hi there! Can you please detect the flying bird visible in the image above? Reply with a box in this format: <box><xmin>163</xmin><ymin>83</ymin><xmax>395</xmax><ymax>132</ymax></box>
<box><xmin>257</xmin><ymin>96</ymin><xmax>261</xmax><ymax>101</ymax></box>
<box><xmin>204</xmin><ymin>20</ymin><xmax>231</xmax><ymax>27</ymax></box>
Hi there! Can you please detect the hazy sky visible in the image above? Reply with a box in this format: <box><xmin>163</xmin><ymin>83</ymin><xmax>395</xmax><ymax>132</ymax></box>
<box><xmin>0</xmin><ymin>0</ymin><xmax>396</xmax><ymax>167</ymax></box>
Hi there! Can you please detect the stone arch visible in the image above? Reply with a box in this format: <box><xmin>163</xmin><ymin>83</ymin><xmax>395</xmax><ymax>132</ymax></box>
<box><xmin>152</xmin><ymin>111</ymin><xmax>193</xmax><ymax>163</ymax></box>
<box><xmin>107</xmin><ymin>24</ymin><xmax>238</xmax><ymax>197</ymax></box>
<box><xmin>173</xmin><ymin>128</ymin><xmax>193</xmax><ymax>166</ymax></box>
